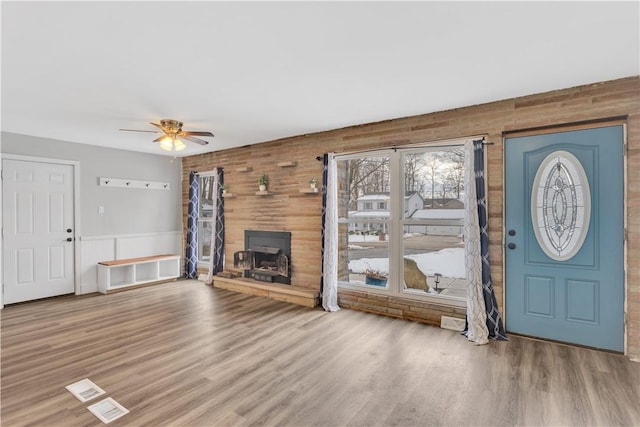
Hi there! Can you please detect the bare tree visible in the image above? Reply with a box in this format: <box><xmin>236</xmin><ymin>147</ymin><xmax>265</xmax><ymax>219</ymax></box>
<box><xmin>424</xmin><ymin>155</ymin><xmax>440</xmax><ymax>204</ymax></box>
<box><xmin>347</xmin><ymin>157</ymin><xmax>389</xmax><ymax>209</ymax></box>
<box><xmin>404</xmin><ymin>153</ymin><xmax>427</xmax><ymax>193</ymax></box>
<box><xmin>443</xmin><ymin>160</ymin><xmax>465</xmax><ymax>199</ymax></box>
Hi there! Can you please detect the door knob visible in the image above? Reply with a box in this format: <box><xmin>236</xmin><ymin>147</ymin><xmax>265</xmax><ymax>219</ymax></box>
<box><xmin>67</xmin><ymin>228</ymin><xmax>72</xmax><ymax>233</ymax></box>
<box><xmin>508</xmin><ymin>229</ymin><xmax>516</xmax><ymax>236</ymax></box>
<box><xmin>507</xmin><ymin>243</ymin><xmax>516</xmax><ymax>250</ymax></box>
<box><xmin>66</xmin><ymin>237</ymin><xmax>73</xmax><ymax>242</ymax></box>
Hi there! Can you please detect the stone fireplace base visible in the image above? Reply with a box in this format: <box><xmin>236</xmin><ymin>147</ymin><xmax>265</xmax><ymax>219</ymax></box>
<box><xmin>212</xmin><ymin>276</ymin><xmax>319</xmax><ymax>308</ymax></box>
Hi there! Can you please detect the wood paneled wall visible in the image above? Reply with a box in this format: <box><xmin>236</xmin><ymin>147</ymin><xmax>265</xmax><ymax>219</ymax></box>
<box><xmin>182</xmin><ymin>76</ymin><xmax>640</xmax><ymax>360</ymax></box>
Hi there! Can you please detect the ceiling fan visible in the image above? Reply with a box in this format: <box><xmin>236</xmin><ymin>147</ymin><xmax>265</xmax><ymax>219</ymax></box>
<box><xmin>120</xmin><ymin>119</ymin><xmax>214</xmax><ymax>152</ymax></box>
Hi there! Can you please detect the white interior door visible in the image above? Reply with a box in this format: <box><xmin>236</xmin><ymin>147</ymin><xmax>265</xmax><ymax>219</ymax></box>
<box><xmin>2</xmin><ymin>159</ymin><xmax>75</xmax><ymax>304</ymax></box>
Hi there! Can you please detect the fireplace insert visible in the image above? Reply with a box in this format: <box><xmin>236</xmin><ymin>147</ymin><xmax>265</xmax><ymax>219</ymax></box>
<box><xmin>233</xmin><ymin>230</ymin><xmax>291</xmax><ymax>284</ymax></box>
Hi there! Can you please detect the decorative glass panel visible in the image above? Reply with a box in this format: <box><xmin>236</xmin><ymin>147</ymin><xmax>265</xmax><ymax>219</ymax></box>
<box><xmin>531</xmin><ymin>150</ymin><xmax>591</xmax><ymax>261</ymax></box>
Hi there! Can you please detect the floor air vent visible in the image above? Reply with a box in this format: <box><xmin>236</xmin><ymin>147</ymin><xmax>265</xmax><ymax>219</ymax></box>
<box><xmin>440</xmin><ymin>316</ymin><xmax>466</xmax><ymax>332</ymax></box>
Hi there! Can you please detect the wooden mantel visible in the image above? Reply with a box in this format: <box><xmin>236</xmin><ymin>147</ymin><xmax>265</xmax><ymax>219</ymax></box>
<box><xmin>212</xmin><ymin>276</ymin><xmax>319</xmax><ymax>308</ymax></box>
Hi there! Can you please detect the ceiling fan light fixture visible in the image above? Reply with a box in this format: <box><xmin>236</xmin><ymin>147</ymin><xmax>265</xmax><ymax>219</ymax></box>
<box><xmin>159</xmin><ymin>136</ymin><xmax>174</xmax><ymax>151</ymax></box>
<box><xmin>121</xmin><ymin>119</ymin><xmax>213</xmax><ymax>152</ymax></box>
<box><xmin>174</xmin><ymin>139</ymin><xmax>186</xmax><ymax>151</ymax></box>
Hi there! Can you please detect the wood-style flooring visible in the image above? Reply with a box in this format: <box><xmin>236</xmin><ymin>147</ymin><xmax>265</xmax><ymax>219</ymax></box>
<box><xmin>2</xmin><ymin>280</ymin><xmax>639</xmax><ymax>426</ymax></box>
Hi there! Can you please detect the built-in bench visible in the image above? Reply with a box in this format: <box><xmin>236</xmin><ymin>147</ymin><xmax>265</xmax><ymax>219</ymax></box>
<box><xmin>212</xmin><ymin>276</ymin><xmax>319</xmax><ymax>308</ymax></box>
<box><xmin>97</xmin><ymin>254</ymin><xmax>181</xmax><ymax>294</ymax></box>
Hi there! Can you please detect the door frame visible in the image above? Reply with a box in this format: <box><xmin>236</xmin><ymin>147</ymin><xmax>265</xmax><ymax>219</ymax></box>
<box><xmin>502</xmin><ymin>119</ymin><xmax>628</xmax><ymax>354</ymax></box>
<box><xmin>1</xmin><ymin>154</ymin><xmax>81</xmax><ymax>308</ymax></box>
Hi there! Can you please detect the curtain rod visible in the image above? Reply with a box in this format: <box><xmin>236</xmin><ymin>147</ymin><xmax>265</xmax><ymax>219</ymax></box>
<box><xmin>315</xmin><ymin>137</ymin><xmax>492</xmax><ymax>160</ymax></box>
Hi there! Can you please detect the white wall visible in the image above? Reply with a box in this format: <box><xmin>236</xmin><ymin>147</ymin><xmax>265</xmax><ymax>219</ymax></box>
<box><xmin>2</xmin><ymin>132</ymin><xmax>182</xmax><ymax>235</ymax></box>
<box><xmin>80</xmin><ymin>231</ymin><xmax>182</xmax><ymax>294</ymax></box>
<box><xmin>1</xmin><ymin>132</ymin><xmax>184</xmax><ymax>295</ymax></box>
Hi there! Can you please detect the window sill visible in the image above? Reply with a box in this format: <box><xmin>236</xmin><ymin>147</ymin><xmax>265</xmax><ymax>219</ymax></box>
<box><xmin>338</xmin><ymin>281</ymin><xmax>466</xmax><ymax>308</ymax></box>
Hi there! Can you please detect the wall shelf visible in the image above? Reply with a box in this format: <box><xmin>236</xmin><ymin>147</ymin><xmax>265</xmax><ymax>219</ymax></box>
<box><xmin>277</xmin><ymin>161</ymin><xmax>297</xmax><ymax>168</ymax></box>
<box><xmin>222</xmin><ymin>193</ymin><xmax>234</xmax><ymax>198</ymax></box>
<box><xmin>236</xmin><ymin>167</ymin><xmax>252</xmax><ymax>172</ymax></box>
<box><xmin>299</xmin><ymin>188</ymin><xmax>320</xmax><ymax>194</ymax></box>
<box><xmin>255</xmin><ymin>190</ymin><xmax>273</xmax><ymax>196</ymax></box>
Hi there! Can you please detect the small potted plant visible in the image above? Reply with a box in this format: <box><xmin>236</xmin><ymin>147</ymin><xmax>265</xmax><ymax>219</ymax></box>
<box><xmin>221</xmin><ymin>184</ymin><xmax>229</xmax><ymax>195</ymax></box>
<box><xmin>365</xmin><ymin>268</ymin><xmax>388</xmax><ymax>287</ymax></box>
<box><xmin>259</xmin><ymin>174</ymin><xmax>268</xmax><ymax>191</ymax></box>
<box><xmin>309</xmin><ymin>177</ymin><xmax>318</xmax><ymax>191</ymax></box>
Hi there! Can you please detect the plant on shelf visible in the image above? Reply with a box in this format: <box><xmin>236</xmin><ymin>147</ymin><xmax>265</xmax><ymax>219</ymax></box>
<box><xmin>309</xmin><ymin>177</ymin><xmax>318</xmax><ymax>190</ymax></box>
<box><xmin>364</xmin><ymin>268</ymin><xmax>388</xmax><ymax>287</ymax></box>
<box><xmin>259</xmin><ymin>173</ymin><xmax>268</xmax><ymax>191</ymax></box>
<box><xmin>221</xmin><ymin>184</ymin><xmax>229</xmax><ymax>194</ymax></box>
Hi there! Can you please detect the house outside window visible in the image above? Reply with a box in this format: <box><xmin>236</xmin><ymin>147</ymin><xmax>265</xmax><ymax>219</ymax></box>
<box><xmin>336</xmin><ymin>143</ymin><xmax>467</xmax><ymax>305</ymax></box>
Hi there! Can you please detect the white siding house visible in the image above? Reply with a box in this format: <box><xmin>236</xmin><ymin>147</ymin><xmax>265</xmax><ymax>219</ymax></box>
<box><xmin>405</xmin><ymin>209</ymin><xmax>465</xmax><ymax>236</ymax></box>
<box><xmin>350</xmin><ymin>192</ymin><xmax>424</xmax><ymax>233</ymax></box>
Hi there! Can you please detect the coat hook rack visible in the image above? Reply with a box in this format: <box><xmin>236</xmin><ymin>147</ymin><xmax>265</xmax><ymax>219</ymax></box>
<box><xmin>99</xmin><ymin>177</ymin><xmax>170</xmax><ymax>190</ymax></box>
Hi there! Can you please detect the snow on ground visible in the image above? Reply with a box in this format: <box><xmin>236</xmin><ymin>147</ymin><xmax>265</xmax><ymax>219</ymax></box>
<box><xmin>349</xmin><ymin>247</ymin><xmax>465</xmax><ymax>279</ymax></box>
<box><xmin>348</xmin><ymin>235</ymin><xmax>383</xmax><ymax>243</ymax></box>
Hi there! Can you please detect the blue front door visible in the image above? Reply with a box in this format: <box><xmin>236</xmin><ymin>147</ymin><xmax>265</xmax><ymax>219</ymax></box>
<box><xmin>505</xmin><ymin>125</ymin><xmax>624</xmax><ymax>351</ymax></box>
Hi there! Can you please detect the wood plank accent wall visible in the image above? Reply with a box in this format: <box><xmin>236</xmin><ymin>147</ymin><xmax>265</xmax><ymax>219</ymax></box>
<box><xmin>182</xmin><ymin>76</ymin><xmax>640</xmax><ymax>360</ymax></box>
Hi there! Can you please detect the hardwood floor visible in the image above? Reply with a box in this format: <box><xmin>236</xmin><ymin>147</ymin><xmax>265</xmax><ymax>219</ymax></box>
<box><xmin>2</xmin><ymin>280</ymin><xmax>639</xmax><ymax>427</ymax></box>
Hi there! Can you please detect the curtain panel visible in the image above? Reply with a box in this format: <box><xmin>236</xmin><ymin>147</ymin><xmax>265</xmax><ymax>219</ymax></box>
<box><xmin>464</xmin><ymin>141</ymin><xmax>490</xmax><ymax>344</ymax></box>
<box><xmin>185</xmin><ymin>171</ymin><xmax>199</xmax><ymax>279</ymax></box>
<box><xmin>473</xmin><ymin>140</ymin><xmax>507</xmax><ymax>340</ymax></box>
<box><xmin>321</xmin><ymin>153</ymin><xmax>340</xmax><ymax>312</ymax></box>
<box><xmin>206</xmin><ymin>168</ymin><xmax>225</xmax><ymax>283</ymax></box>
<box><xmin>464</xmin><ymin>140</ymin><xmax>507</xmax><ymax>344</ymax></box>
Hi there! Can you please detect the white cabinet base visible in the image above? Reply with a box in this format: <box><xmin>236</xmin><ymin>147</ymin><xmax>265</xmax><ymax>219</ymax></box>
<box><xmin>98</xmin><ymin>255</ymin><xmax>181</xmax><ymax>294</ymax></box>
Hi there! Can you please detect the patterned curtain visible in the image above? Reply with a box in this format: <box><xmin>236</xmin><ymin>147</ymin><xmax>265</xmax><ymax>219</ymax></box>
<box><xmin>464</xmin><ymin>140</ymin><xmax>507</xmax><ymax>343</ymax></box>
<box><xmin>206</xmin><ymin>168</ymin><xmax>225</xmax><ymax>283</ymax></box>
<box><xmin>185</xmin><ymin>171</ymin><xmax>199</xmax><ymax>279</ymax></box>
<box><xmin>320</xmin><ymin>154</ymin><xmax>328</xmax><ymax>297</ymax></box>
<box><xmin>321</xmin><ymin>153</ymin><xmax>340</xmax><ymax>311</ymax></box>
<box><xmin>473</xmin><ymin>140</ymin><xmax>507</xmax><ymax>340</ymax></box>
<box><xmin>463</xmin><ymin>141</ymin><xmax>489</xmax><ymax>344</ymax></box>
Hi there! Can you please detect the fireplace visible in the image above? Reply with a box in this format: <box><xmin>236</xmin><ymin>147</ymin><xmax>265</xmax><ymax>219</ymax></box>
<box><xmin>233</xmin><ymin>230</ymin><xmax>291</xmax><ymax>284</ymax></box>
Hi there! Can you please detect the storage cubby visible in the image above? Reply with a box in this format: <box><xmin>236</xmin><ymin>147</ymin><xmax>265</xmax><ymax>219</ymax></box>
<box><xmin>98</xmin><ymin>255</ymin><xmax>180</xmax><ymax>293</ymax></box>
<box><xmin>135</xmin><ymin>261</ymin><xmax>159</xmax><ymax>283</ymax></box>
<box><xmin>108</xmin><ymin>265</ymin><xmax>135</xmax><ymax>288</ymax></box>
<box><xmin>159</xmin><ymin>257</ymin><xmax>180</xmax><ymax>277</ymax></box>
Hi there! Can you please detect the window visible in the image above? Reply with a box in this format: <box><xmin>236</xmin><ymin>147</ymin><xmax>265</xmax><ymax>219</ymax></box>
<box><xmin>197</xmin><ymin>173</ymin><xmax>215</xmax><ymax>265</ymax></box>
<box><xmin>336</xmin><ymin>143</ymin><xmax>468</xmax><ymax>304</ymax></box>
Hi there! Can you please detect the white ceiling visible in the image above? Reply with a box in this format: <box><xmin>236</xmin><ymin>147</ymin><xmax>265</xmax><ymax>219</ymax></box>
<box><xmin>2</xmin><ymin>1</ymin><xmax>639</xmax><ymax>157</ymax></box>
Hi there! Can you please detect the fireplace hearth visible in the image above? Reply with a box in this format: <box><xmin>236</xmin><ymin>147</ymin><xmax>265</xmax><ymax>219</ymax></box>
<box><xmin>233</xmin><ymin>230</ymin><xmax>291</xmax><ymax>284</ymax></box>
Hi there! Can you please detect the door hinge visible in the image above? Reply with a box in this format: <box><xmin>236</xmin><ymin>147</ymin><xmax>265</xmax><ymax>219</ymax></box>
<box><xmin>624</xmin><ymin>228</ymin><xmax>628</xmax><ymax>241</ymax></box>
<box><xmin>623</xmin><ymin>143</ymin><xmax>628</xmax><ymax>156</ymax></box>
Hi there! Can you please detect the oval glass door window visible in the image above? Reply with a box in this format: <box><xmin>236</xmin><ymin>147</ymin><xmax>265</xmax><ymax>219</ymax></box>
<box><xmin>531</xmin><ymin>150</ymin><xmax>591</xmax><ymax>261</ymax></box>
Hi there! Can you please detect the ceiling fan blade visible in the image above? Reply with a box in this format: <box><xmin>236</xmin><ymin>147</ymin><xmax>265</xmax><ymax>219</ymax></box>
<box><xmin>149</xmin><ymin>122</ymin><xmax>165</xmax><ymax>131</ymax></box>
<box><xmin>183</xmin><ymin>131</ymin><xmax>215</xmax><ymax>137</ymax></box>
<box><xmin>181</xmin><ymin>135</ymin><xmax>209</xmax><ymax>146</ymax></box>
<box><xmin>119</xmin><ymin>128</ymin><xmax>160</xmax><ymax>133</ymax></box>
<box><xmin>152</xmin><ymin>136</ymin><xmax>166</xmax><ymax>142</ymax></box>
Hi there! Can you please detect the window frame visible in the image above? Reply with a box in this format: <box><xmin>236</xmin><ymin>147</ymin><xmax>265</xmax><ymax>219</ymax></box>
<box><xmin>335</xmin><ymin>138</ymin><xmax>478</xmax><ymax>308</ymax></box>
<box><xmin>197</xmin><ymin>171</ymin><xmax>217</xmax><ymax>267</ymax></box>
